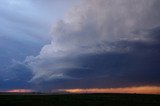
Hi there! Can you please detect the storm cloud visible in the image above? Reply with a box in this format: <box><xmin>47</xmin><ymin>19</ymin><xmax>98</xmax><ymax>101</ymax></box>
<box><xmin>23</xmin><ymin>0</ymin><xmax>160</xmax><ymax>90</ymax></box>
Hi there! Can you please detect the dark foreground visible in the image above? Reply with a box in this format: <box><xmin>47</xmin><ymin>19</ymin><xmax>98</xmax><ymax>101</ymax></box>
<box><xmin>0</xmin><ymin>93</ymin><xmax>160</xmax><ymax>106</ymax></box>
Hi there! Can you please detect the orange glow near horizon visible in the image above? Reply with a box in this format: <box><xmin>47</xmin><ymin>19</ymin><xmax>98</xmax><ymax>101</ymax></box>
<box><xmin>59</xmin><ymin>86</ymin><xmax>160</xmax><ymax>94</ymax></box>
<box><xmin>5</xmin><ymin>89</ymin><xmax>33</xmax><ymax>93</ymax></box>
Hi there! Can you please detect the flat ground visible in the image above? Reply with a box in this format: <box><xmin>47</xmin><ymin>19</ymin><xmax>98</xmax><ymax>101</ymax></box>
<box><xmin>0</xmin><ymin>93</ymin><xmax>160</xmax><ymax>106</ymax></box>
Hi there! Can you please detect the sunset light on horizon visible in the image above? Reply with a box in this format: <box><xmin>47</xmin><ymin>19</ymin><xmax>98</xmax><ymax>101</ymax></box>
<box><xmin>4</xmin><ymin>89</ymin><xmax>33</xmax><ymax>93</ymax></box>
<box><xmin>59</xmin><ymin>86</ymin><xmax>160</xmax><ymax>94</ymax></box>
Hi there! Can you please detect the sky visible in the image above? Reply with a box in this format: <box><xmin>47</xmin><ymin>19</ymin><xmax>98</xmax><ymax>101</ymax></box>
<box><xmin>0</xmin><ymin>0</ymin><xmax>160</xmax><ymax>94</ymax></box>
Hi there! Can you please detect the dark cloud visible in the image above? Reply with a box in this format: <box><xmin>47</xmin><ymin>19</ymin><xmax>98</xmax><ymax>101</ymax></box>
<box><xmin>0</xmin><ymin>61</ymin><xmax>33</xmax><ymax>90</ymax></box>
<box><xmin>1</xmin><ymin>24</ymin><xmax>157</xmax><ymax>91</ymax></box>
<box><xmin>27</xmin><ymin>26</ymin><xmax>160</xmax><ymax>91</ymax></box>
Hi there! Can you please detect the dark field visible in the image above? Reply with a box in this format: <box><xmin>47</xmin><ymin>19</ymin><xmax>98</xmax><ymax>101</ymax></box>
<box><xmin>0</xmin><ymin>93</ymin><xmax>160</xmax><ymax>106</ymax></box>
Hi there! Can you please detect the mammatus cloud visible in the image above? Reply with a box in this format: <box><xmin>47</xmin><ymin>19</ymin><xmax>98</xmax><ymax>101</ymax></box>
<box><xmin>25</xmin><ymin>0</ymin><xmax>160</xmax><ymax>90</ymax></box>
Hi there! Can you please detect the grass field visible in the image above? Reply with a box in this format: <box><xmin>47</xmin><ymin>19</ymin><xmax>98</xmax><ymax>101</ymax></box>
<box><xmin>0</xmin><ymin>93</ymin><xmax>160</xmax><ymax>106</ymax></box>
